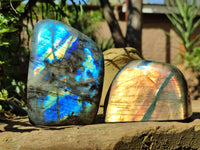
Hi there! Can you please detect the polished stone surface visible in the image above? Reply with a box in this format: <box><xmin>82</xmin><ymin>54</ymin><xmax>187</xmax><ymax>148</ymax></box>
<box><xmin>105</xmin><ymin>60</ymin><xmax>192</xmax><ymax>122</ymax></box>
<box><xmin>100</xmin><ymin>47</ymin><xmax>142</xmax><ymax>106</ymax></box>
<box><xmin>27</xmin><ymin>19</ymin><xmax>104</xmax><ymax>125</ymax></box>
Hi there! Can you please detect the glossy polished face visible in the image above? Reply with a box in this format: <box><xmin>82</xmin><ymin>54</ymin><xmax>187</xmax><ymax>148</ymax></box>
<box><xmin>27</xmin><ymin>19</ymin><xmax>104</xmax><ymax>125</ymax></box>
<box><xmin>105</xmin><ymin>60</ymin><xmax>192</xmax><ymax>122</ymax></box>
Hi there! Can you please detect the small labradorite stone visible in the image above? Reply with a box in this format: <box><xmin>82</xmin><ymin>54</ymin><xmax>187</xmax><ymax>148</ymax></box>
<box><xmin>27</xmin><ymin>19</ymin><xmax>104</xmax><ymax>125</ymax></box>
<box><xmin>105</xmin><ymin>60</ymin><xmax>192</xmax><ymax>122</ymax></box>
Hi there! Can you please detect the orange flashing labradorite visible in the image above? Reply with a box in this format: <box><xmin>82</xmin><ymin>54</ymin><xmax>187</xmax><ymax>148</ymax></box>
<box><xmin>105</xmin><ymin>60</ymin><xmax>192</xmax><ymax>122</ymax></box>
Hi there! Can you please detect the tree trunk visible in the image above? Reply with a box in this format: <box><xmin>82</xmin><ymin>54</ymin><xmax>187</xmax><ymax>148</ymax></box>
<box><xmin>125</xmin><ymin>0</ymin><xmax>142</xmax><ymax>55</ymax></box>
<box><xmin>100</xmin><ymin>0</ymin><xmax>126</xmax><ymax>48</ymax></box>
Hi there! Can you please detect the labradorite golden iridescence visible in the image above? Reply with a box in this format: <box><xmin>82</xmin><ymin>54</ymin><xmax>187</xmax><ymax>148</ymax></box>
<box><xmin>105</xmin><ymin>60</ymin><xmax>192</xmax><ymax>122</ymax></box>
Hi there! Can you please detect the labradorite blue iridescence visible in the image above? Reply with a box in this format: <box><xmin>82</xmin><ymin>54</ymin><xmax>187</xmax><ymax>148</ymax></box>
<box><xmin>27</xmin><ymin>19</ymin><xmax>104</xmax><ymax>125</ymax></box>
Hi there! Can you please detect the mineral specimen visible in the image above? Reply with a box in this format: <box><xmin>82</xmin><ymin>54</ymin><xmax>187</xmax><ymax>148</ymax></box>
<box><xmin>100</xmin><ymin>47</ymin><xmax>142</xmax><ymax>106</ymax></box>
<box><xmin>27</xmin><ymin>19</ymin><xmax>104</xmax><ymax>125</ymax></box>
<box><xmin>105</xmin><ymin>60</ymin><xmax>192</xmax><ymax>122</ymax></box>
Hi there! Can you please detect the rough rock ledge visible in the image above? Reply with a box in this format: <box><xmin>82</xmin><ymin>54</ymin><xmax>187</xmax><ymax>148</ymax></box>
<box><xmin>0</xmin><ymin>100</ymin><xmax>200</xmax><ymax>150</ymax></box>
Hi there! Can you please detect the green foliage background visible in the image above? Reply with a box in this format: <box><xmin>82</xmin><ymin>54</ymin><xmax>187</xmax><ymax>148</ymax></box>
<box><xmin>166</xmin><ymin>0</ymin><xmax>200</xmax><ymax>99</ymax></box>
<box><xmin>166</xmin><ymin>0</ymin><xmax>200</xmax><ymax>72</ymax></box>
<box><xmin>0</xmin><ymin>0</ymin><xmax>113</xmax><ymax>117</ymax></box>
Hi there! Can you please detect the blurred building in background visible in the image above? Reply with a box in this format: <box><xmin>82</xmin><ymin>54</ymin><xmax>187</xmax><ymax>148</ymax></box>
<box><xmin>86</xmin><ymin>0</ymin><xmax>200</xmax><ymax>63</ymax></box>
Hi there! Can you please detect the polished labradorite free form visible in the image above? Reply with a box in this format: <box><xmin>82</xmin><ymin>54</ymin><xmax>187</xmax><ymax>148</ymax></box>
<box><xmin>105</xmin><ymin>60</ymin><xmax>192</xmax><ymax>122</ymax></box>
<box><xmin>27</xmin><ymin>19</ymin><xmax>104</xmax><ymax>125</ymax></box>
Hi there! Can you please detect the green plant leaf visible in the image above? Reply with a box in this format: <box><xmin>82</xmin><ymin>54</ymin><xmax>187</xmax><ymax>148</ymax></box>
<box><xmin>176</xmin><ymin>0</ymin><xmax>185</xmax><ymax>17</ymax></box>
<box><xmin>79</xmin><ymin>4</ymin><xmax>83</xmax><ymax>16</ymax></box>
<box><xmin>163</xmin><ymin>30</ymin><xmax>182</xmax><ymax>44</ymax></box>
<box><xmin>11</xmin><ymin>79</ymin><xmax>17</xmax><ymax>86</ymax></box>
<box><xmin>191</xmin><ymin>19</ymin><xmax>200</xmax><ymax>35</ymax></box>
<box><xmin>0</xmin><ymin>61</ymin><xmax>5</xmax><ymax>65</ymax></box>
<box><xmin>0</xmin><ymin>92</ymin><xmax>3</xmax><ymax>99</ymax></box>
<box><xmin>166</xmin><ymin>14</ymin><xmax>185</xmax><ymax>40</ymax></box>
<box><xmin>166</xmin><ymin>5</ymin><xmax>183</xmax><ymax>25</ymax></box>
<box><xmin>182</xmin><ymin>4</ymin><xmax>188</xmax><ymax>27</ymax></box>
<box><xmin>188</xmin><ymin>34</ymin><xmax>200</xmax><ymax>50</ymax></box>
<box><xmin>1</xmin><ymin>89</ymin><xmax>8</xmax><ymax>99</ymax></box>
<box><xmin>186</xmin><ymin>9</ymin><xmax>194</xmax><ymax>34</ymax></box>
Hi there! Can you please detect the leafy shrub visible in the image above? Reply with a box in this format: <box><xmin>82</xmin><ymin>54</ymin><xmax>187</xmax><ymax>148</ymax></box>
<box><xmin>166</xmin><ymin>0</ymin><xmax>200</xmax><ymax>52</ymax></box>
<box><xmin>0</xmin><ymin>13</ymin><xmax>17</xmax><ymax>46</ymax></box>
<box><xmin>166</xmin><ymin>0</ymin><xmax>200</xmax><ymax>71</ymax></box>
<box><xmin>0</xmin><ymin>12</ymin><xmax>27</xmax><ymax>117</ymax></box>
<box><xmin>184</xmin><ymin>47</ymin><xmax>200</xmax><ymax>72</ymax></box>
<box><xmin>166</xmin><ymin>0</ymin><xmax>200</xmax><ymax>99</ymax></box>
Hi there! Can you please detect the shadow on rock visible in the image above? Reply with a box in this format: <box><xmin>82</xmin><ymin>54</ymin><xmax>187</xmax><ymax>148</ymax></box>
<box><xmin>189</xmin><ymin>112</ymin><xmax>200</xmax><ymax>121</ymax></box>
<box><xmin>0</xmin><ymin>117</ymin><xmax>75</xmax><ymax>132</ymax></box>
<box><xmin>0</xmin><ymin>117</ymin><xmax>39</xmax><ymax>133</ymax></box>
<box><xmin>93</xmin><ymin>114</ymin><xmax>105</xmax><ymax>124</ymax></box>
<box><xmin>175</xmin><ymin>112</ymin><xmax>200</xmax><ymax>123</ymax></box>
<box><xmin>0</xmin><ymin>111</ymin><xmax>106</xmax><ymax>133</ymax></box>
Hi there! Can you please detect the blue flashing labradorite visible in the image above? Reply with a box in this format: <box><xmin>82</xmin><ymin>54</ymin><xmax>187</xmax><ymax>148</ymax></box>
<box><xmin>27</xmin><ymin>19</ymin><xmax>104</xmax><ymax>125</ymax></box>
